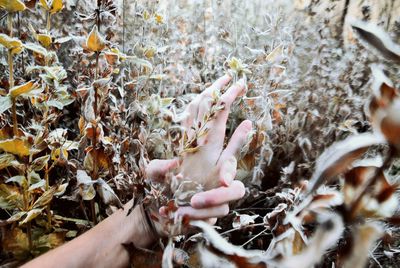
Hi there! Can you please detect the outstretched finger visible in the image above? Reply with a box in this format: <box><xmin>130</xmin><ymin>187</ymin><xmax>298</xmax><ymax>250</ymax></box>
<box><xmin>145</xmin><ymin>158</ymin><xmax>180</xmax><ymax>182</ymax></box>
<box><xmin>220</xmin><ymin>120</ymin><xmax>253</xmax><ymax>161</ymax></box>
<box><xmin>196</xmin><ymin>75</ymin><xmax>232</xmax><ymax>126</ymax></box>
<box><xmin>190</xmin><ymin>180</ymin><xmax>246</xmax><ymax>209</ymax></box>
<box><xmin>201</xmin><ymin>79</ymin><xmax>247</xmax><ymax>151</ymax></box>
<box><xmin>174</xmin><ymin>204</ymin><xmax>230</xmax><ymax>220</ymax></box>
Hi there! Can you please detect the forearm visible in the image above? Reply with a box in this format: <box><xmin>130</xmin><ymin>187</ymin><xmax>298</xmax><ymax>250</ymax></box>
<box><xmin>23</xmin><ymin>200</ymin><xmax>157</xmax><ymax>268</ymax></box>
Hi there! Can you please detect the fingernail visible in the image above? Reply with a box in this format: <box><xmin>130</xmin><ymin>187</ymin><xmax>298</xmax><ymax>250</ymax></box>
<box><xmin>242</xmin><ymin>120</ymin><xmax>253</xmax><ymax>132</ymax></box>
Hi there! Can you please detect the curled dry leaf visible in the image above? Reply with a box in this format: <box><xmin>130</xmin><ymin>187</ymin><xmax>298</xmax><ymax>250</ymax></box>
<box><xmin>307</xmin><ymin>133</ymin><xmax>385</xmax><ymax>193</ymax></box>
<box><xmin>96</xmin><ymin>178</ymin><xmax>122</xmax><ymax>207</ymax></box>
<box><xmin>76</xmin><ymin>170</ymin><xmax>96</xmax><ymax>201</ymax></box>
<box><xmin>232</xmin><ymin>213</ymin><xmax>259</xmax><ymax>229</ymax></box>
<box><xmin>350</xmin><ymin>18</ymin><xmax>400</xmax><ymax>62</ymax></box>
<box><xmin>344</xmin><ymin>166</ymin><xmax>398</xmax><ymax>218</ymax></box>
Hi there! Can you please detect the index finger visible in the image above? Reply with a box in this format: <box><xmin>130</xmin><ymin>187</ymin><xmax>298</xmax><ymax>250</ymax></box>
<box><xmin>199</xmin><ymin>79</ymin><xmax>247</xmax><ymax>151</ymax></box>
<box><xmin>201</xmin><ymin>74</ymin><xmax>232</xmax><ymax>98</ymax></box>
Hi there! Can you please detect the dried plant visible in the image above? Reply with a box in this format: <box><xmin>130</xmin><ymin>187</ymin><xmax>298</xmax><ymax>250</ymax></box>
<box><xmin>0</xmin><ymin>0</ymin><xmax>400</xmax><ymax>267</ymax></box>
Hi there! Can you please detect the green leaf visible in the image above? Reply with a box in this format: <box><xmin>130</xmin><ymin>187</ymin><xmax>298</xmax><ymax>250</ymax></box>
<box><xmin>28</xmin><ymin>170</ymin><xmax>41</xmax><ymax>185</ymax></box>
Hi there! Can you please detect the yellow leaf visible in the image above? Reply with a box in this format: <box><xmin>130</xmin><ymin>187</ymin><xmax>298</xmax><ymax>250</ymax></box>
<box><xmin>86</xmin><ymin>25</ymin><xmax>106</xmax><ymax>52</ymax></box>
<box><xmin>39</xmin><ymin>0</ymin><xmax>49</xmax><ymax>10</ymax></box>
<box><xmin>0</xmin><ymin>138</ymin><xmax>30</xmax><ymax>157</ymax></box>
<box><xmin>9</xmin><ymin>80</ymin><xmax>37</xmax><ymax>98</ymax></box>
<box><xmin>0</xmin><ymin>34</ymin><xmax>23</xmax><ymax>54</ymax></box>
<box><xmin>37</xmin><ymin>34</ymin><xmax>52</xmax><ymax>47</ymax></box>
<box><xmin>49</xmin><ymin>0</ymin><xmax>62</xmax><ymax>14</ymax></box>
<box><xmin>51</xmin><ymin>147</ymin><xmax>68</xmax><ymax>161</ymax></box>
<box><xmin>0</xmin><ymin>0</ymin><xmax>26</xmax><ymax>12</ymax></box>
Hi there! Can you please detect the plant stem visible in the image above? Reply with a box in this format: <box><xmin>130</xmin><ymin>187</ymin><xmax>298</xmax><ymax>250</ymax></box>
<box><xmin>89</xmin><ymin>52</ymin><xmax>100</xmax><ymax>225</ymax></box>
<box><xmin>46</xmin><ymin>11</ymin><xmax>51</xmax><ymax>31</ymax></box>
<box><xmin>7</xmin><ymin>14</ymin><xmax>17</xmax><ymax>137</ymax></box>
<box><xmin>45</xmin><ymin>164</ymin><xmax>52</xmax><ymax>231</ymax></box>
<box><xmin>23</xmin><ymin>167</ymin><xmax>33</xmax><ymax>251</ymax></box>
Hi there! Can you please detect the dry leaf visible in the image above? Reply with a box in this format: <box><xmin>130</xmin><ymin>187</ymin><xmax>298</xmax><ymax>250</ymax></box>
<box><xmin>0</xmin><ymin>0</ymin><xmax>26</xmax><ymax>12</ymax></box>
<box><xmin>0</xmin><ymin>138</ymin><xmax>30</xmax><ymax>157</ymax></box>
<box><xmin>350</xmin><ymin>18</ymin><xmax>400</xmax><ymax>62</ymax></box>
<box><xmin>0</xmin><ymin>34</ymin><xmax>23</xmax><ymax>54</ymax></box>
<box><xmin>86</xmin><ymin>25</ymin><xmax>106</xmax><ymax>52</ymax></box>
<box><xmin>277</xmin><ymin>214</ymin><xmax>344</xmax><ymax>268</ymax></box>
<box><xmin>9</xmin><ymin>81</ymin><xmax>38</xmax><ymax>98</ymax></box>
<box><xmin>342</xmin><ymin>223</ymin><xmax>383</xmax><ymax>268</ymax></box>
<box><xmin>308</xmin><ymin>133</ymin><xmax>385</xmax><ymax>193</ymax></box>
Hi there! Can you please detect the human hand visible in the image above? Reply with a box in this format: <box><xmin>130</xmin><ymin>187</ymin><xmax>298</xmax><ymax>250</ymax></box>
<box><xmin>145</xmin><ymin>75</ymin><xmax>252</xmax><ymax>231</ymax></box>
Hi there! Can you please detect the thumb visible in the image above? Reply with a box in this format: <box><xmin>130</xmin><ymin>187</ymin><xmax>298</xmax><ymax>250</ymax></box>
<box><xmin>145</xmin><ymin>158</ymin><xmax>180</xmax><ymax>182</ymax></box>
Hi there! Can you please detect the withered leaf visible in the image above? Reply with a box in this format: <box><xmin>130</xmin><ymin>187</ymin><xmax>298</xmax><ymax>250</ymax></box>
<box><xmin>86</xmin><ymin>25</ymin><xmax>106</xmax><ymax>52</ymax></box>
<box><xmin>308</xmin><ymin>133</ymin><xmax>385</xmax><ymax>193</ymax></box>
<box><xmin>0</xmin><ymin>138</ymin><xmax>31</xmax><ymax>157</ymax></box>
<box><xmin>0</xmin><ymin>0</ymin><xmax>26</xmax><ymax>12</ymax></box>
<box><xmin>278</xmin><ymin>214</ymin><xmax>344</xmax><ymax>268</ymax></box>
<box><xmin>350</xmin><ymin>18</ymin><xmax>400</xmax><ymax>62</ymax></box>
<box><xmin>9</xmin><ymin>81</ymin><xmax>38</xmax><ymax>98</ymax></box>
<box><xmin>20</xmin><ymin>208</ymin><xmax>43</xmax><ymax>225</ymax></box>
<box><xmin>342</xmin><ymin>223</ymin><xmax>382</xmax><ymax>268</ymax></box>
<box><xmin>30</xmin><ymin>155</ymin><xmax>50</xmax><ymax>171</ymax></box>
<box><xmin>191</xmin><ymin>221</ymin><xmax>267</xmax><ymax>267</ymax></box>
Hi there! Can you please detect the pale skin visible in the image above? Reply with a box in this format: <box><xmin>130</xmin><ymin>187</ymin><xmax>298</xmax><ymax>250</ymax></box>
<box><xmin>23</xmin><ymin>75</ymin><xmax>252</xmax><ymax>268</ymax></box>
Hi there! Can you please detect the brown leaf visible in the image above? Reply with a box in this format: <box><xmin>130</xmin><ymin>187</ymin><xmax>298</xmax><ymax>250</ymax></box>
<box><xmin>308</xmin><ymin>133</ymin><xmax>385</xmax><ymax>193</ymax></box>
<box><xmin>350</xmin><ymin>19</ymin><xmax>400</xmax><ymax>62</ymax></box>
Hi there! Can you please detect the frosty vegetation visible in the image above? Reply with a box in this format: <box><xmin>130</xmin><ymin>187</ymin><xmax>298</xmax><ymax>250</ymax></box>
<box><xmin>1</xmin><ymin>0</ymin><xmax>400</xmax><ymax>267</ymax></box>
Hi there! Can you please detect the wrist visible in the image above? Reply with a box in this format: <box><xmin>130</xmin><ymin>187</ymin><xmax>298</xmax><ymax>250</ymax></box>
<box><xmin>121</xmin><ymin>200</ymin><xmax>158</xmax><ymax>248</ymax></box>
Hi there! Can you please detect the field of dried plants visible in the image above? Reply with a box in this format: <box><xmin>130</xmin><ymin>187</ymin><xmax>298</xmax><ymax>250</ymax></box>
<box><xmin>1</xmin><ymin>0</ymin><xmax>400</xmax><ymax>267</ymax></box>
